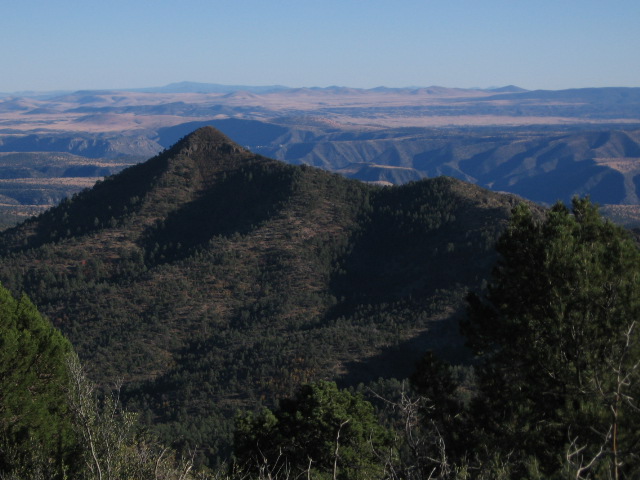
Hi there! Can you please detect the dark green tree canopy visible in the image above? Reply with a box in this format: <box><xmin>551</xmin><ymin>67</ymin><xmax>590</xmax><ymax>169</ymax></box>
<box><xmin>464</xmin><ymin>197</ymin><xmax>640</xmax><ymax>477</ymax></box>
<box><xmin>0</xmin><ymin>284</ymin><xmax>75</xmax><ymax>477</ymax></box>
<box><xmin>233</xmin><ymin>380</ymin><xmax>393</xmax><ymax>479</ymax></box>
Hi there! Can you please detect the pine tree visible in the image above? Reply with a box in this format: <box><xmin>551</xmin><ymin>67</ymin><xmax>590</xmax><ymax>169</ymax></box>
<box><xmin>0</xmin><ymin>285</ymin><xmax>76</xmax><ymax>478</ymax></box>
<box><xmin>464</xmin><ymin>198</ymin><xmax>640</xmax><ymax>477</ymax></box>
<box><xmin>234</xmin><ymin>380</ymin><xmax>393</xmax><ymax>479</ymax></box>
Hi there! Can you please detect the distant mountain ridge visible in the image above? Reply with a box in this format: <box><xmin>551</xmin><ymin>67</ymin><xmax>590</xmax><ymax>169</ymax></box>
<box><xmin>484</xmin><ymin>85</ymin><xmax>528</xmax><ymax>93</ymax></box>
<box><xmin>155</xmin><ymin>120</ymin><xmax>640</xmax><ymax>207</ymax></box>
<box><xmin>3</xmin><ymin>81</ymin><xmax>527</xmax><ymax>96</ymax></box>
<box><xmin>128</xmin><ymin>81</ymin><xmax>291</xmax><ymax>94</ymax></box>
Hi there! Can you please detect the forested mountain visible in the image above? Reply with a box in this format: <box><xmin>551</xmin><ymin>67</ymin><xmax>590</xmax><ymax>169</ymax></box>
<box><xmin>2</xmin><ymin>127</ymin><xmax>639</xmax><ymax>478</ymax></box>
<box><xmin>0</xmin><ymin>127</ymin><xmax>525</xmax><ymax>462</ymax></box>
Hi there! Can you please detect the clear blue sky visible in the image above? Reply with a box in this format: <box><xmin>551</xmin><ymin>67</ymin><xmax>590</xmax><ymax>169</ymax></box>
<box><xmin>2</xmin><ymin>0</ymin><xmax>639</xmax><ymax>92</ymax></box>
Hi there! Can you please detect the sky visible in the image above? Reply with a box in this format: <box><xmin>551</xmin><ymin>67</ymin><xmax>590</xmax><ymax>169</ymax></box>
<box><xmin>2</xmin><ymin>0</ymin><xmax>639</xmax><ymax>93</ymax></box>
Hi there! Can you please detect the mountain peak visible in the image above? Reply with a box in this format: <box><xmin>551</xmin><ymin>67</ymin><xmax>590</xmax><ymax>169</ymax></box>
<box><xmin>179</xmin><ymin>126</ymin><xmax>244</xmax><ymax>152</ymax></box>
<box><xmin>168</xmin><ymin>126</ymin><xmax>252</xmax><ymax>175</ymax></box>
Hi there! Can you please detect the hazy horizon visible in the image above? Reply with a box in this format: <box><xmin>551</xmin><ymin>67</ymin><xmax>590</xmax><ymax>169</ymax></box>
<box><xmin>2</xmin><ymin>0</ymin><xmax>639</xmax><ymax>93</ymax></box>
<box><xmin>4</xmin><ymin>81</ymin><xmax>640</xmax><ymax>98</ymax></box>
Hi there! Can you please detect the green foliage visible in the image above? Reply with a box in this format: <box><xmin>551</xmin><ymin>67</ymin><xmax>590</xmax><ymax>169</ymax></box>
<box><xmin>234</xmin><ymin>381</ymin><xmax>394</xmax><ymax>479</ymax></box>
<box><xmin>141</xmin><ymin>161</ymin><xmax>299</xmax><ymax>265</ymax></box>
<box><xmin>409</xmin><ymin>351</ymin><xmax>468</xmax><ymax>463</ymax></box>
<box><xmin>334</xmin><ymin>177</ymin><xmax>504</xmax><ymax>306</ymax></box>
<box><xmin>0</xmin><ymin>285</ymin><xmax>76</xmax><ymax>478</ymax></box>
<box><xmin>410</xmin><ymin>351</ymin><xmax>461</xmax><ymax>415</ymax></box>
<box><xmin>464</xmin><ymin>197</ymin><xmax>640</xmax><ymax>477</ymax></box>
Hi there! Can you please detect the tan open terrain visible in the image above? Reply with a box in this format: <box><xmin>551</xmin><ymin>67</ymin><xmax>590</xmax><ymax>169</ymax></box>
<box><xmin>3</xmin><ymin>86</ymin><xmax>640</xmax><ymax>133</ymax></box>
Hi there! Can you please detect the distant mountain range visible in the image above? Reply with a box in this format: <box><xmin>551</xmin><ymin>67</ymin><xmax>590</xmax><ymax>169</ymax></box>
<box><xmin>0</xmin><ymin>82</ymin><xmax>639</xmax><ymax>225</ymax></box>
<box><xmin>128</xmin><ymin>81</ymin><xmax>291</xmax><ymax>94</ymax></box>
<box><xmin>2</xmin><ymin>81</ymin><xmax>525</xmax><ymax>97</ymax></box>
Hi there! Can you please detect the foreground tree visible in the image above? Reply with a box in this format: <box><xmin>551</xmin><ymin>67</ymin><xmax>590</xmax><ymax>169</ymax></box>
<box><xmin>464</xmin><ymin>198</ymin><xmax>640</xmax><ymax>477</ymax></box>
<box><xmin>234</xmin><ymin>381</ymin><xmax>394</xmax><ymax>479</ymax></box>
<box><xmin>405</xmin><ymin>352</ymin><xmax>467</xmax><ymax>479</ymax></box>
<box><xmin>0</xmin><ymin>281</ymin><xmax>196</xmax><ymax>480</ymax></box>
<box><xmin>0</xmin><ymin>285</ymin><xmax>76</xmax><ymax>479</ymax></box>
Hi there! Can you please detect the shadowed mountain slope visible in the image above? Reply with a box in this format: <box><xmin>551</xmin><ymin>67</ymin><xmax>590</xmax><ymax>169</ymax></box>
<box><xmin>0</xmin><ymin>127</ymin><xmax>526</xmax><ymax>461</ymax></box>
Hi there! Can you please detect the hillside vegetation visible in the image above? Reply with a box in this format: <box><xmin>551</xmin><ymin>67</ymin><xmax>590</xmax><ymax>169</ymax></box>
<box><xmin>0</xmin><ymin>127</ymin><xmax>523</xmax><ymax>462</ymax></box>
<box><xmin>1</xmin><ymin>129</ymin><xmax>638</xmax><ymax>478</ymax></box>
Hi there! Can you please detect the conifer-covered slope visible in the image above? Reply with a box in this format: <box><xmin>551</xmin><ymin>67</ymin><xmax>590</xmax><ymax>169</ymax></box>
<box><xmin>0</xmin><ymin>127</ymin><xmax>524</xmax><ymax>457</ymax></box>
